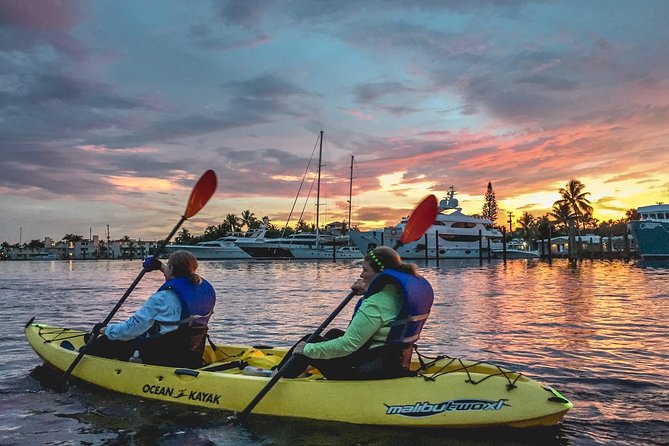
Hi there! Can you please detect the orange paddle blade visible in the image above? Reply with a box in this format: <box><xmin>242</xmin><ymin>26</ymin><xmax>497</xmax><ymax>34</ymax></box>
<box><xmin>399</xmin><ymin>194</ymin><xmax>438</xmax><ymax>245</ymax></box>
<box><xmin>184</xmin><ymin>170</ymin><xmax>217</xmax><ymax>218</ymax></box>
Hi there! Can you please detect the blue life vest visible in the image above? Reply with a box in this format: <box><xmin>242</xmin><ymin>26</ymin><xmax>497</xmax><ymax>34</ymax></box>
<box><xmin>354</xmin><ymin>269</ymin><xmax>434</xmax><ymax>346</ymax></box>
<box><xmin>158</xmin><ymin>277</ymin><xmax>216</xmax><ymax>328</ymax></box>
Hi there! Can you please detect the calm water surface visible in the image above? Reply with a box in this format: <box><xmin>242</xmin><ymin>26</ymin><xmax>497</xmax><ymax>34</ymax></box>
<box><xmin>0</xmin><ymin>259</ymin><xmax>667</xmax><ymax>445</ymax></box>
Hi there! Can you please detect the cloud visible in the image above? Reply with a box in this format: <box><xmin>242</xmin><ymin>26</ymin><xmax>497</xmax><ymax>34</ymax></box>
<box><xmin>0</xmin><ymin>0</ymin><xmax>86</xmax><ymax>59</ymax></box>
<box><xmin>2</xmin><ymin>1</ymin><xmax>669</xmax><ymax>241</ymax></box>
<box><xmin>0</xmin><ymin>1</ymin><xmax>81</xmax><ymax>30</ymax></box>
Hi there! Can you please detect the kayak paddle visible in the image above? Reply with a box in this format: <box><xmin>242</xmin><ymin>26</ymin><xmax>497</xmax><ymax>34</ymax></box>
<box><xmin>58</xmin><ymin>170</ymin><xmax>217</xmax><ymax>388</ymax></box>
<box><xmin>233</xmin><ymin>194</ymin><xmax>438</xmax><ymax>421</ymax></box>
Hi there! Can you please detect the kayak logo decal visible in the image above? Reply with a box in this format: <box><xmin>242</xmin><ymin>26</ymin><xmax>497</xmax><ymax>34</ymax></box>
<box><xmin>384</xmin><ymin>399</ymin><xmax>508</xmax><ymax>417</ymax></box>
<box><xmin>141</xmin><ymin>384</ymin><xmax>221</xmax><ymax>405</ymax></box>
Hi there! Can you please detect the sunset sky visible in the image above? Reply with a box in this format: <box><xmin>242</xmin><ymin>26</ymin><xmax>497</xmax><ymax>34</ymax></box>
<box><xmin>2</xmin><ymin>0</ymin><xmax>669</xmax><ymax>243</ymax></box>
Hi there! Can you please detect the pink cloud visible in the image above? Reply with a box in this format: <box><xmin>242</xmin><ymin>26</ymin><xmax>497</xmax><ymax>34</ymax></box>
<box><xmin>343</xmin><ymin>108</ymin><xmax>374</xmax><ymax>121</ymax></box>
<box><xmin>0</xmin><ymin>0</ymin><xmax>82</xmax><ymax>30</ymax></box>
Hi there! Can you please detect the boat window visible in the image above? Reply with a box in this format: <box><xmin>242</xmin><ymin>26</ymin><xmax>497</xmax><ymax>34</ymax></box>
<box><xmin>439</xmin><ymin>234</ymin><xmax>481</xmax><ymax>242</ymax></box>
<box><xmin>649</xmin><ymin>213</ymin><xmax>657</xmax><ymax>219</ymax></box>
<box><xmin>433</xmin><ymin>221</ymin><xmax>446</xmax><ymax>225</ymax></box>
<box><xmin>451</xmin><ymin>222</ymin><xmax>477</xmax><ymax>229</ymax></box>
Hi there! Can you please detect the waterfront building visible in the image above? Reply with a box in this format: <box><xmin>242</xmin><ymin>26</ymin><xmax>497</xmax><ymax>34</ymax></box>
<box><xmin>8</xmin><ymin>236</ymin><xmax>159</xmax><ymax>260</ymax></box>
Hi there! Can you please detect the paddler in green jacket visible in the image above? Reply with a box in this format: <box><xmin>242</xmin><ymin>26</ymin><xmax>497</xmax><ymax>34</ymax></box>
<box><xmin>282</xmin><ymin>246</ymin><xmax>434</xmax><ymax>380</ymax></box>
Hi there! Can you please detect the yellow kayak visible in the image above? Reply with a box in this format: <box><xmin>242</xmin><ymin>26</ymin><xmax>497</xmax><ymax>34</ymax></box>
<box><xmin>25</xmin><ymin>322</ymin><xmax>572</xmax><ymax>428</ymax></box>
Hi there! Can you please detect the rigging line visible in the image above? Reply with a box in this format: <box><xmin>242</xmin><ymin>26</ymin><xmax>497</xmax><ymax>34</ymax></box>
<box><xmin>351</xmin><ymin>154</ymin><xmax>360</xmax><ymax>229</ymax></box>
<box><xmin>282</xmin><ymin>172</ymin><xmax>318</xmax><ymax>248</ymax></box>
<box><xmin>296</xmin><ymin>170</ymin><xmax>318</xmax><ymax>237</ymax></box>
<box><xmin>279</xmin><ymin>135</ymin><xmax>320</xmax><ymax>239</ymax></box>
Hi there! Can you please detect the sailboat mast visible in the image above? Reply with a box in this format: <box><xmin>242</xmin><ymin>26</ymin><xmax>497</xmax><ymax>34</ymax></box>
<box><xmin>348</xmin><ymin>155</ymin><xmax>353</xmax><ymax>232</ymax></box>
<box><xmin>316</xmin><ymin>130</ymin><xmax>323</xmax><ymax>247</ymax></box>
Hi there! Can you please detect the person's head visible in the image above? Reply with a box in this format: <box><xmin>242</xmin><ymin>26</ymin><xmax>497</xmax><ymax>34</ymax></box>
<box><xmin>360</xmin><ymin>246</ymin><xmax>417</xmax><ymax>287</ymax></box>
<box><xmin>364</xmin><ymin>246</ymin><xmax>401</xmax><ymax>273</ymax></box>
<box><xmin>164</xmin><ymin>250</ymin><xmax>201</xmax><ymax>284</ymax></box>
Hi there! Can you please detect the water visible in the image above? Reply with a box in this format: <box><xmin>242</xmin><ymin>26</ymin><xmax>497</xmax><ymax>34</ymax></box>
<box><xmin>1</xmin><ymin>259</ymin><xmax>667</xmax><ymax>445</ymax></box>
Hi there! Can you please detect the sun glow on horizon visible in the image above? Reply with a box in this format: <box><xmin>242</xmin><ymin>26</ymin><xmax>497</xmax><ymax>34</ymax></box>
<box><xmin>495</xmin><ymin>175</ymin><xmax>669</xmax><ymax>225</ymax></box>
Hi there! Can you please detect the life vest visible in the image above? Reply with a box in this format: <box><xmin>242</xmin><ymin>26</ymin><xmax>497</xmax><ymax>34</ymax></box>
<box><xmin>354</xmin><ymin>269</ymin><xmax>434</xmax><ymax>347</ymax></box>
<box><xmin>157</xmin><ymin>277</ymin><xmax>216</xmax><ymax>328</ymax></box>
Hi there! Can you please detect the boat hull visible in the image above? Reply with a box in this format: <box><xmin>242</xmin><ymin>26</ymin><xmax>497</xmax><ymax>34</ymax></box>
<box><xmin>26</xmin><ymin>323</ymin><xmax>571</xmax><ymax>428</ymax></box>
<box><xmin>238</xmin><ymin>245</ymin><xmax>295</xmax><ymax>259</ymax></box>
<box><xmin>628</xmin><ymin>220</ymin><xmax>669</xmax><ymax>261</ymax></box>
<box><xmin>165</xmin><ymin>245</ymin><xmax>252</xmax><ymax>260</ymax></box>
<box><xmin>288</xmin><ymin>246</ymin><xmax>363</xmax><ymax>259</ymax></box>
<box><xmin>494</xmin><ymin>249</ymin><xmax>540</xmax><ymax>259</ymax></box>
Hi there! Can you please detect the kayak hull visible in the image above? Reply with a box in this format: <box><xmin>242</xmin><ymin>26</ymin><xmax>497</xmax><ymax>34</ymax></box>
<box><xmin>26</xmin><ymin>323</ymin><xmax>572</xmax><ymax>428</ymax></box>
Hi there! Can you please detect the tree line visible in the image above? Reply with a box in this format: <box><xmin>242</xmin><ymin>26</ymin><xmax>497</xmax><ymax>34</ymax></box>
<box><xmin>173</xmin><ymin>210</ymin><xmax>332</xmax><ymax>245</ymax></box>
<box><xmin>482</xmin><ymin>179</ymin><xmax>640</xmax><ymax>245</ymax></box>
<box><xmin>1</xmin><ymin>181</ymin><xmax>640</xmax><ymax>257</ymax></box>
<box><xmin>0</xmin><ymin>209</ymin><xmax>339</xmax><ymax>258</ymax></box>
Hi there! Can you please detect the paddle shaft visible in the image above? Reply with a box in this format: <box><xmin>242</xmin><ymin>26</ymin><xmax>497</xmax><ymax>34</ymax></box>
<box><xmin>58</xmin><ymin>215</ymin><xmax>187</xmax><ymax>388</ymax></box>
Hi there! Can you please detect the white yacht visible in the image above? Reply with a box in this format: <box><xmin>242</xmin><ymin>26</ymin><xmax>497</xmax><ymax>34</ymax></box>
<box><xmin>237</xmin><ymin>233</ymin><xmax>361</xmax><ymax>259</ymax></box>
<box><xmin>349</xmin><ymin>187</ymin><xmax>503</xmax><ymax>259</ymax></box>
<box><xmin>165</xmin><ymin>219</ymin><xmax>268</xmax><ymax>260</ymax></box>
<box><xmin>494</xmin><ymin>240</ymin><xmax>540</xmax><ymax>259</ymax></box>
<box><xmin>237</xmin><ymin>232</ymin><xmax>325</xmax><ymax>259</ymax></box>
<box><xmin>288</xmin><ymin>244</ymin><xmax>363</xmax><ymax>260</ymax></box>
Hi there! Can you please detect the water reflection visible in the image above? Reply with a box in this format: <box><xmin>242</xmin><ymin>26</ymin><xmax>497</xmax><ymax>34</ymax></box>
<box><xmin>2</xmin><ymin>258</ymin><xmax>668</xmax><ymax>445</ymax></box>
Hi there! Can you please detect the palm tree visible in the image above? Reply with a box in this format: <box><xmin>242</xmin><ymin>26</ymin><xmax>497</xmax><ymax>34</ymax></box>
<box><xmin>555</xmin><ymin>179</ymin><xmax>593</xmax><ymax>231</ymax></box>
<box><xmin>175</xmin><ymin>228</ymin><xmax>193</xmax><ymax>244</ymax></box>
<box><xmin>225</xmin><ymin>214</ymin><xmax>241</xmax><ymax>232</ymax></box>
<box><xmin>295</xmin><ymin>219</ymin><xmax>313</xmax><ymax>233</ymax></box>
<box><xmin>516</xmin><ymin>212</ymin><xmax>535</xmax><ymax>244</ymax></box>
<box><xmin>240</xmin><ymin>210</ymin><xmax>259</xmax><ymax>231</ymax></box>
<box><xmin>549</xmin><ymin>201</ymin><xmax>573</xmax><ymax>234</ymax></box>
<box><xmin>534</xmin><ymin>215</ymin><xmax>553</xmax><ymax>240</ymax></box>
<box><xmin>203</xmin><ymin>225</ymin><xmax>224</xmax><ymax>241</ymax></box>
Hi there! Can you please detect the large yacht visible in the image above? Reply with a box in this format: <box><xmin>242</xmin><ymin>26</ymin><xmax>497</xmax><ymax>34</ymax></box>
<box><xmin>628</xmin><ymin>203</ymin><xmax>669</xmax><ymax>261</ymax></box>
<box><xmin>165</xmin><ymin>218</ymin><xmax>269</xmax><ymax>260</ymax></box>
<box><xmin>349</xmin><ymin>187</ymin><xmax>503</xmax><ymax>259</ymax></box>
<box><xmin>237</xmin><ymin>232</ymin><xmax>361</xmax><ymax>259</ymax></box>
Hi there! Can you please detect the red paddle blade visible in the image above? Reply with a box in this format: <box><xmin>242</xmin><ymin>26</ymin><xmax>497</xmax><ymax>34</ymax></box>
<box><xmin>399</xmin><ymin>194</ymin><xmax>438</xmax><ymax>245</ymax></box>
<box><xmin>184</xmin><ymin>170</ymin><xmax>217</xmax><ymax>218</ymax></box>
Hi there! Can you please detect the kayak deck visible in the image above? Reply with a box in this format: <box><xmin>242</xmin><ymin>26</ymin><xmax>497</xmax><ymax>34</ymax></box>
<box><xmin>26</xmin><ymin>323</ymin><xmax>573</xmax><ymax>428</ymax></box>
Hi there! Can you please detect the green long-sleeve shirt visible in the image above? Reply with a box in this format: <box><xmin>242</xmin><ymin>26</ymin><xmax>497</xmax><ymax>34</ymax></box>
<box><xmin>303</xmin><ymin>284</ymin><xmax>402</xmax><ymax>360</ymax></box>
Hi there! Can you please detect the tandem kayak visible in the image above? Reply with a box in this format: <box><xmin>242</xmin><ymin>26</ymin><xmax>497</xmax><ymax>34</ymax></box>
<box><xmin>26</xmin><ymin>322</ymin><xmax>572</xmax><ymax>428</ymax></box>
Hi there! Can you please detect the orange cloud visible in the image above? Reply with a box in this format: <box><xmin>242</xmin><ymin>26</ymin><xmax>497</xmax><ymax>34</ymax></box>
<box><xmin>107</xmin><ymin>176</ymin><xmax>173</xmax><ymax>191</ymax></box>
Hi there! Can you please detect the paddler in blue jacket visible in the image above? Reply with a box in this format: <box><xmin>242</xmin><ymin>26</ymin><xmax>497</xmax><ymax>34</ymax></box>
<box><xmin>87</xmin><ymin>250</ymin><xmax>216</xmax><ymax>368</ymax></box>
<box><xmin>283</xmin><ymin>246</ymin><xmax>434</xmax><ymax>380</ymax></box>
